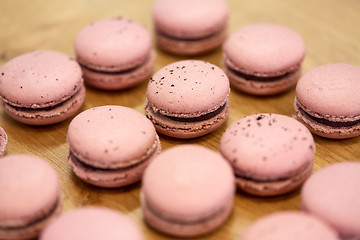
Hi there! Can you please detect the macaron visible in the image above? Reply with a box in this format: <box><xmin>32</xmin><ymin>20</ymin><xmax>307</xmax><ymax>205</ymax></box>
<box><xmin>74</xmin><ymin>17</ymin><xmax>154</xmax><ymax>90</ymax></box>
<box><xmin>0</xmin><ymin>127</ymin><xmax>8</xmax><ymax>157</ymax></box>
<box><xmin>0</xmin><ymin>50</ymin><xmax>85</xmax><ymax>125</ymax></box>
<box><xmin>145</xmin><ymin>60</ymin><xmax>230</xmax><ymax>139</ymax></box>
<box><xmin>220</xmin><ymin>113</ymin><xmax>315</xmax><ymax>196</ymax></box>
<box><xmin>67</xmin><ymin>105</ymin><xmax>161</xmax><ymax>188</ymax></box>
<box><xmin>0</xmin><ymin>154</ymin><xmax>62</xmax><ymax>240</ymax></box>
<box><xmin>152</xmin><ymin>0</ymin><xmax>229</xmax><ymax>56</ymax></box>
<box><xmin>40</xmin><ymin>207</ymin><xmax>143</xmax><ymax>240</ymax></box>
<box><xmin>223</xmin><ymin>23</ymin><xmax>306</xmax><ymax>95</ymax></box>
<box><xmin>141</xmin><ymin>144</ymin><xmax>235</xmax><ymax>237</ymax></box>
<box><xmin>301</xmin><ymin>161</ymin><xmax>360</xmax><ymax>240</ymax></box>
<box><xmin>294</xmin><ymin>63</ymin><xmax>360</xmax><ymax>139</ymax></box>
<box><xmin>240</xmin><ymin>211</ymin><xmax>340</xmax><ymax>240</ymax></box>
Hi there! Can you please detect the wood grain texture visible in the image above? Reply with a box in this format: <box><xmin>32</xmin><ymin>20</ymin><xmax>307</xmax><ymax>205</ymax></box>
<box><xmin>1</xmin><ymin>0</ymin><xmax>360</xmax><ymax>239</ymax></box>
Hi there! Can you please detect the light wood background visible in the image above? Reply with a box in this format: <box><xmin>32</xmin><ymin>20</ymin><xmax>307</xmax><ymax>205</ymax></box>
<box><xmin>1</xmin><ymin>0</ymin><xmax>360</xmax><ymax>239</ymax></box>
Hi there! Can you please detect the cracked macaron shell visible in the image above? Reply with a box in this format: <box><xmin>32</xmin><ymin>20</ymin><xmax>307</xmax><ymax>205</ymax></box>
<box><xmin>0</xmin><ymin>154</ymin><xmax>60</xmax><ymax>227</ymax></box>
<box><xmin>223</xmin><ymin>23</ymin><xmax>305</xmax><ymax>76</ymax></box>
<box><xmin>296</xmin><ymin>63</ymin><xmax>360</xmax><ymax>117</ymax></box>
<box><xmin>142</xmin><ymin>144</ymin><xmax>235</xmax><ymax>219</ymax></box>
<box><xmin>146</xmin><ymin>60</ymin><xmax>230</xmax><ymax>117</ymax></box>
<box><xmin>74</xmin><ymin>17</ymin><xmax>152</xmax><ymax>72</ymax></box>
<box><xmin>152</xmin><ymin>0</ymin><xmax>229</xmax><ymax>39</ymax></box>
<box><xmin>220</xmin><ymin>113</ymin><xmax>315</xmax><ymax>180</ymax></box>
<box><xmin>67</xmin><ymin>105</ymin><xmax>158</xmax><ymax>169</ymax></box>
<box><xmin>0</xmin><ymin>50</ymin><xmax>83</xmax><ymax>108</ymax></box>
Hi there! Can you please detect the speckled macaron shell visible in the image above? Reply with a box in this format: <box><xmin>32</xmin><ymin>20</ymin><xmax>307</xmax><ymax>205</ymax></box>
<box><xmin>67</xmin><ymin>105</ymin><xmax>160</xmax><ymax>187</ymax></box>
<box><xmin>0</xmin><ymin>127</ymin><xmax>8</xmax><ymax>157</ymax></box>
<box><xmin>0</xmin><ymin>50</ymin><xmax>85</xmax><ymax>125</ymax></box>
<box><xmin>220</xmin><ymin>113</ymin><xmax>315</xmax><ymax>196</ymax></box>
<box><xmin>295</xmin><ymin>63</ymin><xmax>360</xmax><ymax>139</ymax></box>
<box><xmin>223</xmin><ymin>23</ymin><xmax>306</xmax><ymax>76</ymax></box>
<box><xmin>0</xmin><ymin>155</ymin><xmax>62</xmax><ymax>240</ymax></box>
<box><xmin>141</xmin><ymin>144</ymin><xmax>235</xmax><ymax>237</ymax></box>
<box><xmin>301</xmin><ymin>162</ymin><xmax>360</xmax><ymax>239</ymax></box>
<box><xmin>40</xmin><ymin>207</ymin><xmax>143</xmax><ymax>240</ymax></box>
<box><xmin>240</xmin><ymin>211</ymin><xmax>340</xmax><ymax>240</ymax></box>
<box><xmin>75</xmin><ymin>17</ymin><xmax>153</xmax><ymax>72</ymax></box>
<box><xmin>153</xmin><ymin>0</ymin><xmax>228</xmax><ymax>39</ymax></box>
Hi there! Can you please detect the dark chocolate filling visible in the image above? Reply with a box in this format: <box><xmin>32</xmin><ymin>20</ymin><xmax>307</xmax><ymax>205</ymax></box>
<box><xmin>160</xmin><ymin>102</ymin><xmax>227</xmax><ymax>123</ymax></box>
<box><xmin>227</xmin><ymin>65</ymin><xmax>295</xmax><ymax>82</ymax></box>
<box><xmin>0</xmin><ymin>198</ymin><xmax>60</xmax><ymax>230</ymax></box>
<box><xmin>156</xmin><ymin>28</ymin><xmax>224</xmax><ymax>42</ymax></box>
<box><xmin>298</xmin><ymin>104</ymin><xmax>360</xmax><ymax>128</ymax></box>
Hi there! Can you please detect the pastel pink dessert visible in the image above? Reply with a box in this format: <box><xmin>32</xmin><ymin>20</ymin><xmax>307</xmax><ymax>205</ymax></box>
<box><xmin>141</xmin><ymin>144</ymin><xmax>235</xmax><ymax>237</ymax></box>
<box><xmin>40</xmin><ymin>207</ymin><xmax>143</xmax><ymax>240</ymax></box>
<box><xmin>0</xmin><ymin>127</ymin><xmax>8</xmax><ymax>157</ymax></box>
<box><xmin>74</xmin><ymin>17</ymin><xmax>154</xmax><ymax>90</ymax></box>
<box><xmin>0</xmin><ymin>50</ymin><xmax>85</xmax><ymax>125</ymax></box>
<box><xmin>152</xmin><ymin>0</ymin><xmax>229</xmax><ymax>56</ymax></box>
<box><xmin>67</xmin><ymin>105</ymin><xmax>161</xmax><ymax>188</ymax></box>
<box><xmin>294</xmin><ymin>63</ymin><xmax>360</xmax><ymax>139</ymax></box>
<box><xmin>223</xmin><ymin>23</ymin><xmax>306</xmax><ymax>95</ymax></box>
<box><xmin>145</xmin><ymin>60</ymin><xmax>230</xmax><ymax>139</ymax></box>
<box><xmin>0</xmin><ymin>155</ymin><xmax>62</xmax><ymax>240</ymax></box>
<box><xmin>240</xmin><ymin>211</ymin><xmax>340</xmax><ymax>240</ymax></box>
<box><xmin>301</xmin><ymin>162</ymin><xmax>360</xmax><ymax>240</ymax></box>
<box><xmin>220</xmin><ymin>113</ymin><xmax>315</xmax><ymax>196</ymax></box>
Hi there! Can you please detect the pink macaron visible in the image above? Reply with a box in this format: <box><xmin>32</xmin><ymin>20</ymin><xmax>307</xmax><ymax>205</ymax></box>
<box><xmin>0</xmin><ymin>154</ymin><xmax>62</xmax><ymax>240</ymax></box>
<box><xmin>294</xmin><ymin>63</ymin><xmax>360</xmax><ymax>139</ymax></box>
<box><xmin>40</xmin><ymin>207</ymin><xmax>143</xmax><ymax>240</ymax></box>
<box><xmin>301</xmin><ymin>161</ymin><xmax>360</xmax><ymax>240</ymax></box>
<box><xmin>145</xmin><ymin>60</ymin><xmax>230</xmax><ymax>139</ymax></box>
<box><xmin>240</xmin><ymin>211</ymin><xmax>340</xmax><ymax>240</ymax></box>
<box><xmin>223</xmin><ymin>23</ymin><xmax>306</xmax><ymax>95</ymax></box>
<box><xmin>67</xmin><ymin>105</ymin><xmax>161</xmax><ymax>188</ymax></box>
<box><xmin>74</xmin><ymin>17</ymin><xmax>154</xmax><ymax>90</ymax></box>
<box><xmin>141</xmin><ymin>144</ymin><xmax>235</xmax><ymax>237</ymax></box>
<box><xmin>0</xmin><ymin>50</ymin><xmax>85</xmax><ymax>125</ymax></box>
<box><xmin>0</xmin><ymin>127</ymin><xmax>8</xmax><ymax>157</ymax></box>
<box><xmin>220</xmin><ymin>113</ymin><xmax>315</xmax><ymax>196</ymax></box>
<box><xmin>152</xmin><ymin>0</ymin><xmax>229</xmax><ymax>56</ymax></box>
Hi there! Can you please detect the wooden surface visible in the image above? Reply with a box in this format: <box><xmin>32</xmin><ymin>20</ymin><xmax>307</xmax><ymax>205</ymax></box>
<box><xmin>1</xmin><ymin>0</ymin><xmax>360</xmax><ymax>239</ymax></box>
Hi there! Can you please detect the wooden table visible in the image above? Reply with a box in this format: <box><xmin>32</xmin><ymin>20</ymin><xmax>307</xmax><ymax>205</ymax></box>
<box><xmin>1</xmin><ymin>0</ymin><xmax>360</xmax><ymax>239</ymax></box>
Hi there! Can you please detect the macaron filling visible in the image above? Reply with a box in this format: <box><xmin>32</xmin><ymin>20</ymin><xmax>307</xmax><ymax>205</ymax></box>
<box><xmin>156</xmin><ymin>27</ymin><xmax>226</xmax><ymax>42</ymax></box>
<box><xmin>295</xmin><ymin>98</ymin><xmax>360</xmax><ymax>128</ymax></box>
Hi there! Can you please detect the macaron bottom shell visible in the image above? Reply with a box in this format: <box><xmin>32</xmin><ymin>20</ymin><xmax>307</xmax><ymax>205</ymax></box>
<box><xmin>0</xmin><ymin>127</ymin><xmax>8</xmax><ymax>157</ymax></box>
<box><xmin>223</xmin><ymin>61</ymin><xmax>301</xmax><ymax>95</ymax></box>
<box><xmin>0</xmin><ymin>198</ymin><xmax>62</xmax><ymax>240</ymax></box>
<box><xmin>156</xmin><ymin>28</ymin><xmax>227</xmax><ymax>56</ymax></box>
<box><xmin>2</xmin><ymin>84</ymin><xmax>86</xmax><ymax>126</ymax></box>
<box><xmin>145</xmin><ymin>100</ymin><xmax>229</xmax><ymax>139</ymax></box>
<box><xmin>236</xmin><ymin>161</ymin><xmax>313</xmax><ymax>196</ymax></box>
<box><xmin>81</xmin><ymin>52</ymin><xmax>155</xmax><ymax>90</ymax></box>
<box><xmin>294</xmin><ymin>98</ymin><xmax>360</xmax><ymax>139</ymax></box>
<box><xmin>68</xmin><ymin>136</ymin><xmax>161</xmax><ymax>188</ymax></box>
<box><xmin>140</xmin><ymin>191</ymin><xmax>233</xmax><ymax>238</ymax></box>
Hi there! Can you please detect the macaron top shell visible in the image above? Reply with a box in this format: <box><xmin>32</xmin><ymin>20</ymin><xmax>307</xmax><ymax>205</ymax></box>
<box><xmin>0</xmin><ymin>155</ymin><xmax>60</xmax><ymax>226</ymax></box>
<box><xmin>146</xmin><ymin>60</ymin><xmax>230</xmax><ymax>116</ymax></box>
<box><xmin>142</xmin><ymin>144</ymin><xmax>234</xmax><ymax>219</ymax></box>
<box><xmin>301</xmin><ymin>162</ymin><xmax>360</xmax><ymax>236</ymax></box>
<box><xmin>74</xmin><ymin>18</ymin><xmax>152</xmax><ymax>71</ymax></box>
<box><xmin>0</xmin><ymin>50</ymin><xmax>83</xmax><ymax>108</ymax></box>
<box><xmin>153</xmin><ymin>0</ymin><xmax>229</xmax><ymax>38</ymax></box>
<box><xmin>296</xmin><ymin>63</ymin><xmax>360</xmax><ymax>117</ymax></box>
<box><xmin>223</xmin><ymin>23</ymin><xmax>305</xmax><ymax>75</ymax></box>
<box><xmin>240</xmin><ymin>211</ymin><xmax>340</xmax><ymax>240</ymax></box>
<box><xmin>220</xmin><ymin>114</ymin><xmax>315</xmax><ymax>180</ymax></box>
<box><xmin>40</xmin><ymin>207</ymin><xmax>143</xmax><ymax>240</ymax></box>
<box><xmin>67</xmin><ymin>105</ymin><xmax>157</xmax><ymax>169</ymax></box>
